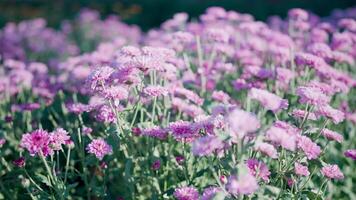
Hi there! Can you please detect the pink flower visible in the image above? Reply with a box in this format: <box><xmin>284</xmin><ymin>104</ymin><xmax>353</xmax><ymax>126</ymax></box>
<box><xmin>143</xmin><ymin>85</ymin><xmax>168</xmax><ymax>97</ymax></box>
<box><xmin>173</xmin><ymin>186</ymin><xmax>199</xmax><ymax>200</ymax></box>
<box><xmin>20</xmin><ymin>129</ymin><xmax>53</xmax><ymax>157</ymax></box>
<box><xmin>255</xmin><ymin>142</ymin><xmax>278</xmax><ymax>159</ymax></box>
<box><xmin>142</xmin><ymin>126</ymin><xmax>168</xmax><ymax>140</ymax></box>
<box><xmin>294</xmin><ymin>52</ymin><xmax>325</xmax><ymax>69</ymax></box>
<box><xmin>0</xmin><ymin>138</ymin><xmax>5</xmax><ymax>148</ymax></box>
<box><xmin>169</xmin><ymin>121</ymin><xmax>199</xmax><ymax>142</ymax></box>
<box><xmin>288</xmin><ymin>8</ymin><xmax>308</xmax><ymax>20</ymax></box>
<box><xmin>265</xmin><ymin>125</ymin><xmax>297</xmax><ymax>151</ymax></box>
<box><xmin>315</xmin><ymin>105</ymin><xmax>345</xmax><ymax>124</ymax></box>
<box><xmin>321</xmin><ymin>164</ymin><xmax>344</xmax><ymax>180</ymax></box>
<box><xmin>201</xmin><ymin>187</ymin><xmax>223</xmax><ymax>200</ymax></box>
<box><xmin>66</xmin><ymin>103</ymin><xmax>93</xmax><ymax>114</ymax></box>
<box><xmin>103</xmin><ymin>85</ymin><xmax>129</xmax><ymax>100</ymax></box>
<box><xmin>296</xmin><ymin>86</ymin><xmax>330</xmax><ymax>106</ymax></box>
<box><xmin>248</xmin><ymin>88</ymin><xmax>288</xmax><ymax>113</ymax></box>
<box><xmin>297</xmin><ymin>136</ymin><xmax>321</xmax><ymax>160</ymax></box>
<box><xmin>175</xmin><ymin>155</ymin><xmax>185</xmax><ymax>165</ymax></box>
<box><xmin>294</xmin><ymin>162</ymin><xmax>310</xmax><ymax>176</ymax></box>
<box><xmin>291</xmin><ymin>109</ymin><xmax>317</xmax><ymax>121</ymax></box>
<box><xmin>87</xmin><ymin>66</ymin><xmax>115</xmax><ymax>90</ymax></box>
<box><xmin>344</xmin><ymin>149</ymin><xmax>356</xmax><ymax>160</ymax></box>
<box><xmin>191</xmin><ymin>135</ymin><xmax>224</xmax><ymax>156</ymax></box>
<box><xmin>212</xmin><ymin>90</ymin><xmax>230</xmax><ymax>103</ymax></box>
<box><xmin>226</xmin><ymin>173</ymin><xmax>259</xmax><ymax>195</ymax></box>
<box><xmin>13</xmin><ymin>157</ymin><xmax>26</xmax><ymax>167</ymax></box>
<box><xmin>151</xmin><ymin>160</ymin><xmax>161</xmax><ymax>170</ymax></box>
<box><xmin>246</xmin><ymin>159</ymin><xmax>271</xmax><ymax>182</ymax></box>
<box><xmin>86</xmin><ymin>138</ymin><xmax>113</xmax><ymax>160</ymax></box>
<box><xmin>173</xmin><ymin>87</ymin><xmax>204</xmax><ymax>106</ymax></box>
<box><xmin>50</xmin><ymin>128</ymin><xmax>71</xmax><ymax>150</ymax></box>
<box><xmin>95</xmin><ymin>105</ymin><xmax>116</xmax><ymax>123</ymax></box>
<box><xmin>321</xmin><ymin>129</ymin><xmax>343</xmax><ymax>143</ymax></box>
<box><xmin>227</xmin><ymin>108</ymin><xmax>260</xmax><ymax>139</ymax></box>
<box><xmin>82</xmin><ymin>126</ymin><xmax>93</xmax><ymax>135</ymax></box>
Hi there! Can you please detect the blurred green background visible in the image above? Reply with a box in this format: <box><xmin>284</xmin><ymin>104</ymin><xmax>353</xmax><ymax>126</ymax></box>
<box><xmin>0</xmin><ymin>0</ymin><xmax>355</xmax><ymax>30</ymax></box>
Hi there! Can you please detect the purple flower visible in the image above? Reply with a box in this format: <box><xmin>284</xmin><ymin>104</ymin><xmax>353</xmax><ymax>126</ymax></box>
<box><xmin>20</xmin><ymin>129</ymin><xmax>53</xmax><ymax>157</ymax></box>
<box><xmin>201</xmin><ymin>187</ymin><xmax>223</xmax><ymax>200</ymax></box>
<box><xmin>211</xmin><ymin>90</ymin><xmax>230</xmax><ymax>103</ymax></box>
<box><xmin>142</xmin><ymin>126</ymin><xmax>168</xmax><ymax>140</ymax></box>
<box><xmin>226</xmin><ymin>173</ymin><xmax>259</xmax><ymax>195</ymax></box>
<box><xmin>173</xmin><ymin>186</ymin><xmax>199</xmax><ymax>200</ymax></box>
<box><xmin>82</xmin><ymin>126</ymin><xmax>93</xmax><ymax>135</ymax></box>
<box><xmin>255</xmin><ymin>142</ymin><xmax>278</xmax><ymax>159</ymax></box>
<box><xmin>131</xmin><ymin>127</ymin><xmax>142</xmax><ymax>136</ymax></box>
<box><xmin>246</xmin><ymin>159</ymin><xmax>271</xmax><ymax>182</ymax></box>
<box><xmin>291</xmin><ymin>109</ymin><xmax>317</xmax><ymax>121</ymax></box>
<box><xmin>50</xmin><ymin>128</ymin><xmax>71</xmax><ymax>150</ymax></box>
<box><xmin>143</xmin><ymin>85</ymin><xmax>168</xmax><ymax>97</ymax></box>
<box><xmin>227</xmin><ymin>108</ymin><xmax>260</xmax><ymax>139</ymax></box>
<box><xmin>13</xmin><ymin>157</ymin><xmax>26</xmax><ymax>167</ymax></box>
<box><xmin>151</xmin><ymin>160</ymin><xmax>161</xmax><ymax>170</ymax></box>
<box><xmin>175</xmin><ymin>155</ymin><xmax>185</xmax><ymax>165</ymax></box>
<box><xmin>344</xmin><ymin>149</ymin><xmax>356</xmax><ymax>160</ymax></box>
<box><xmin>321</xmin><ymin>129</ymin><xmax>343</xmax><ymax>143</ymax></box>
<box><xmin>169</xmin><ymin>120</ymin><xmax>198</xmax><ymax>142</ymax></box>
<box><xmin>248</xmin><ymin>88</ymin><xmax>288</xmax><ymax>113</ymax></box>
<box><xmin>86</xmin><ymin>138</ymin><xmax>113</xmax><ymax>160</ymax></box>
<box><xmin>321</xmin><ymin>164</ymin><xmax>344</xmax><ymax>180</ymax></box>
<box><xmin>191</xmin><ymin>135</ymin><xmax>224</xmax><ymax>156</ymax></box>
<box><xmin>315</xmin><ymin>105</ymin><xmax>345</xmax><ymax>124</ymax></box>
<box><xmin>296</xmin><ymin>86</ymin><xmax>330</xmax><ymax>106</ymax></box>
<box><xmin>0</xmin><ymin>138</ymin><xmax>5</xmax><ymax>148</ymax></box>
<box><xmin>66</xmin><ymin>103</ymin><xmax>93</xmax><ymax>114</ymax></box>
<box><xmin>265</xmin><ymin>125</ymin><xmax>297</xmax><ymax>151</ymax></box>
<box><xmin>87</xmin><ymin>66</ymin><xmax>115</xmax><ymax>90</ymax></box>
<box><xmin>297</xmin><ymin>135</ymin><xmax>321</xmax><ymax>160</ymax></box>
<box><xmin>294</xmin><ymin>162</ymin><xmax>310</xmax><ymax>176</ymax></box>
<box><xmin>103</xmin><ymin>85</ymin><xmax>129</xmax><ymax>100</ymax></box>
<box><xmin>95</xmin><ymin>105</ymin><xmax>116</xmax><ymax>123</ymax></box>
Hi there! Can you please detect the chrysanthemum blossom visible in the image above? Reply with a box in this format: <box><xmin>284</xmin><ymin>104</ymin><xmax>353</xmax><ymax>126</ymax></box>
<box><xmin>173</xmin><ymin>186</ymin><xmax>199</xmax><ymax>200</ymax></box>
<box><xmin>294</xmin><ymin>162</ymin><xmax>310</xmax><ymax>176</ymax></box>
<box><xmin>169</xmin><ymin>120</ymin><xmax>198</xmax><ymax>142</ymax></box>
<box><xmin>255</xmin><ymin>142</ymin><xmax>278</xmax><ymax>159</ymax></box>
<box><xmin>191</xmin><ymin>135</ymin><xmax>224</xmax><ymax>156</ymax></box>
<box><xmin>142</xmin><ymin>126</ymin><xmax>168</xmax><ymax>140</ymax></box>
<box><xmin>226</xmin><ymin>173</ymin><xmax>259</xmax><ymax>195</ymax></box>
<box><xmin>294</xmin><ymin>52</ymin><xmax>326</xmax><ymax>69</ymax></box>
<box><xmin>344</xmin><ymin>149</ymin><xmax>356</xmax><ymax>160</ymax></box>
<box><xmin>315</xmin><ymin>105</ymin><xmax>345</xmax><ymax>124</ymax></box>
<box><xmin>265</xmin><ymin>125</ymin><xmax>297</xmax><ymax>151</ymax></box>
<box><xmin>296</xmin><ymin>86</ymin><xmax>330</xmax><ymax>106</ymax></box>
<box><xmin>143</xmin><ymin>85</ymin><xmax>168</xmax><ymax>97</ymax></box>
<box><xmin>103</xmin><ymin>85</ymin><xmax>129</xmax><ymax>100</ymax></box>
<box><xmin>212</xmin><ymin>90</ymin><xmax>230</xmax><ymax>103</ymax></box>
<box><xmin>87</xmin><ymin>66</ymin><xmax>115</xmax><ymax>90</ymax></box>
<box><xmin>227</xmin><ymin>108</ymin><xmax>260</xmax><ymax>139</ymax></box>
<box><xmin>86</xmin><ymin>138</ymin><xmax>113</xmax><ymax>160</ymax></box>
<box><xmin>173</xmin><ymin>87</ymin><xmax>204</xmax><ymax>105</ymax></box>
<box><xmin>291</xmin><ymin>109</ymin><xmax>317</xmax><ymax>121</ymax></box>
<box><xmin>201</xmin><ymin>187</ymin><xmax>223</xmax><ymax>200</ymax></box>
<box><xmin>297</xmin><ymin>135</ymin><xmax>321</xmax><ymax>160</ymax></box>
<box><xmin>50</xmin><ymin>128</ymin><xmax>71</xmax><ymax>150</ymax></box>
<box><xmin>246</xmin><ymin>159</ymin><xmax>271</xmax><ymax>182</ymax></box>
<box><xmin>248</xmin><ymin>88</ymin><xmax>288</xmax><ymax>113</ymax></box>
<box><xmin>321</xmin><ymin>129</ymin><xmax>343</xmax><ymax>143</ymax></box>
<box><xmin>321</xmin><ymin>164</ymin><xmax>344</xmax><ymax>180</ymax></box>
<box><xmin>20</xmin><ymin>129</ymin><xmax>53</xmax><ymax>157</ymax></box>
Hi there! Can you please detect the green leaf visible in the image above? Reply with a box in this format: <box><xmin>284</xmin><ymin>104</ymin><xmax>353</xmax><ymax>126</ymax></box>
<box><xmin>36</xmin><ymin>173</ymin><xmax>52</xmax><ymax>187</ymax></box>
